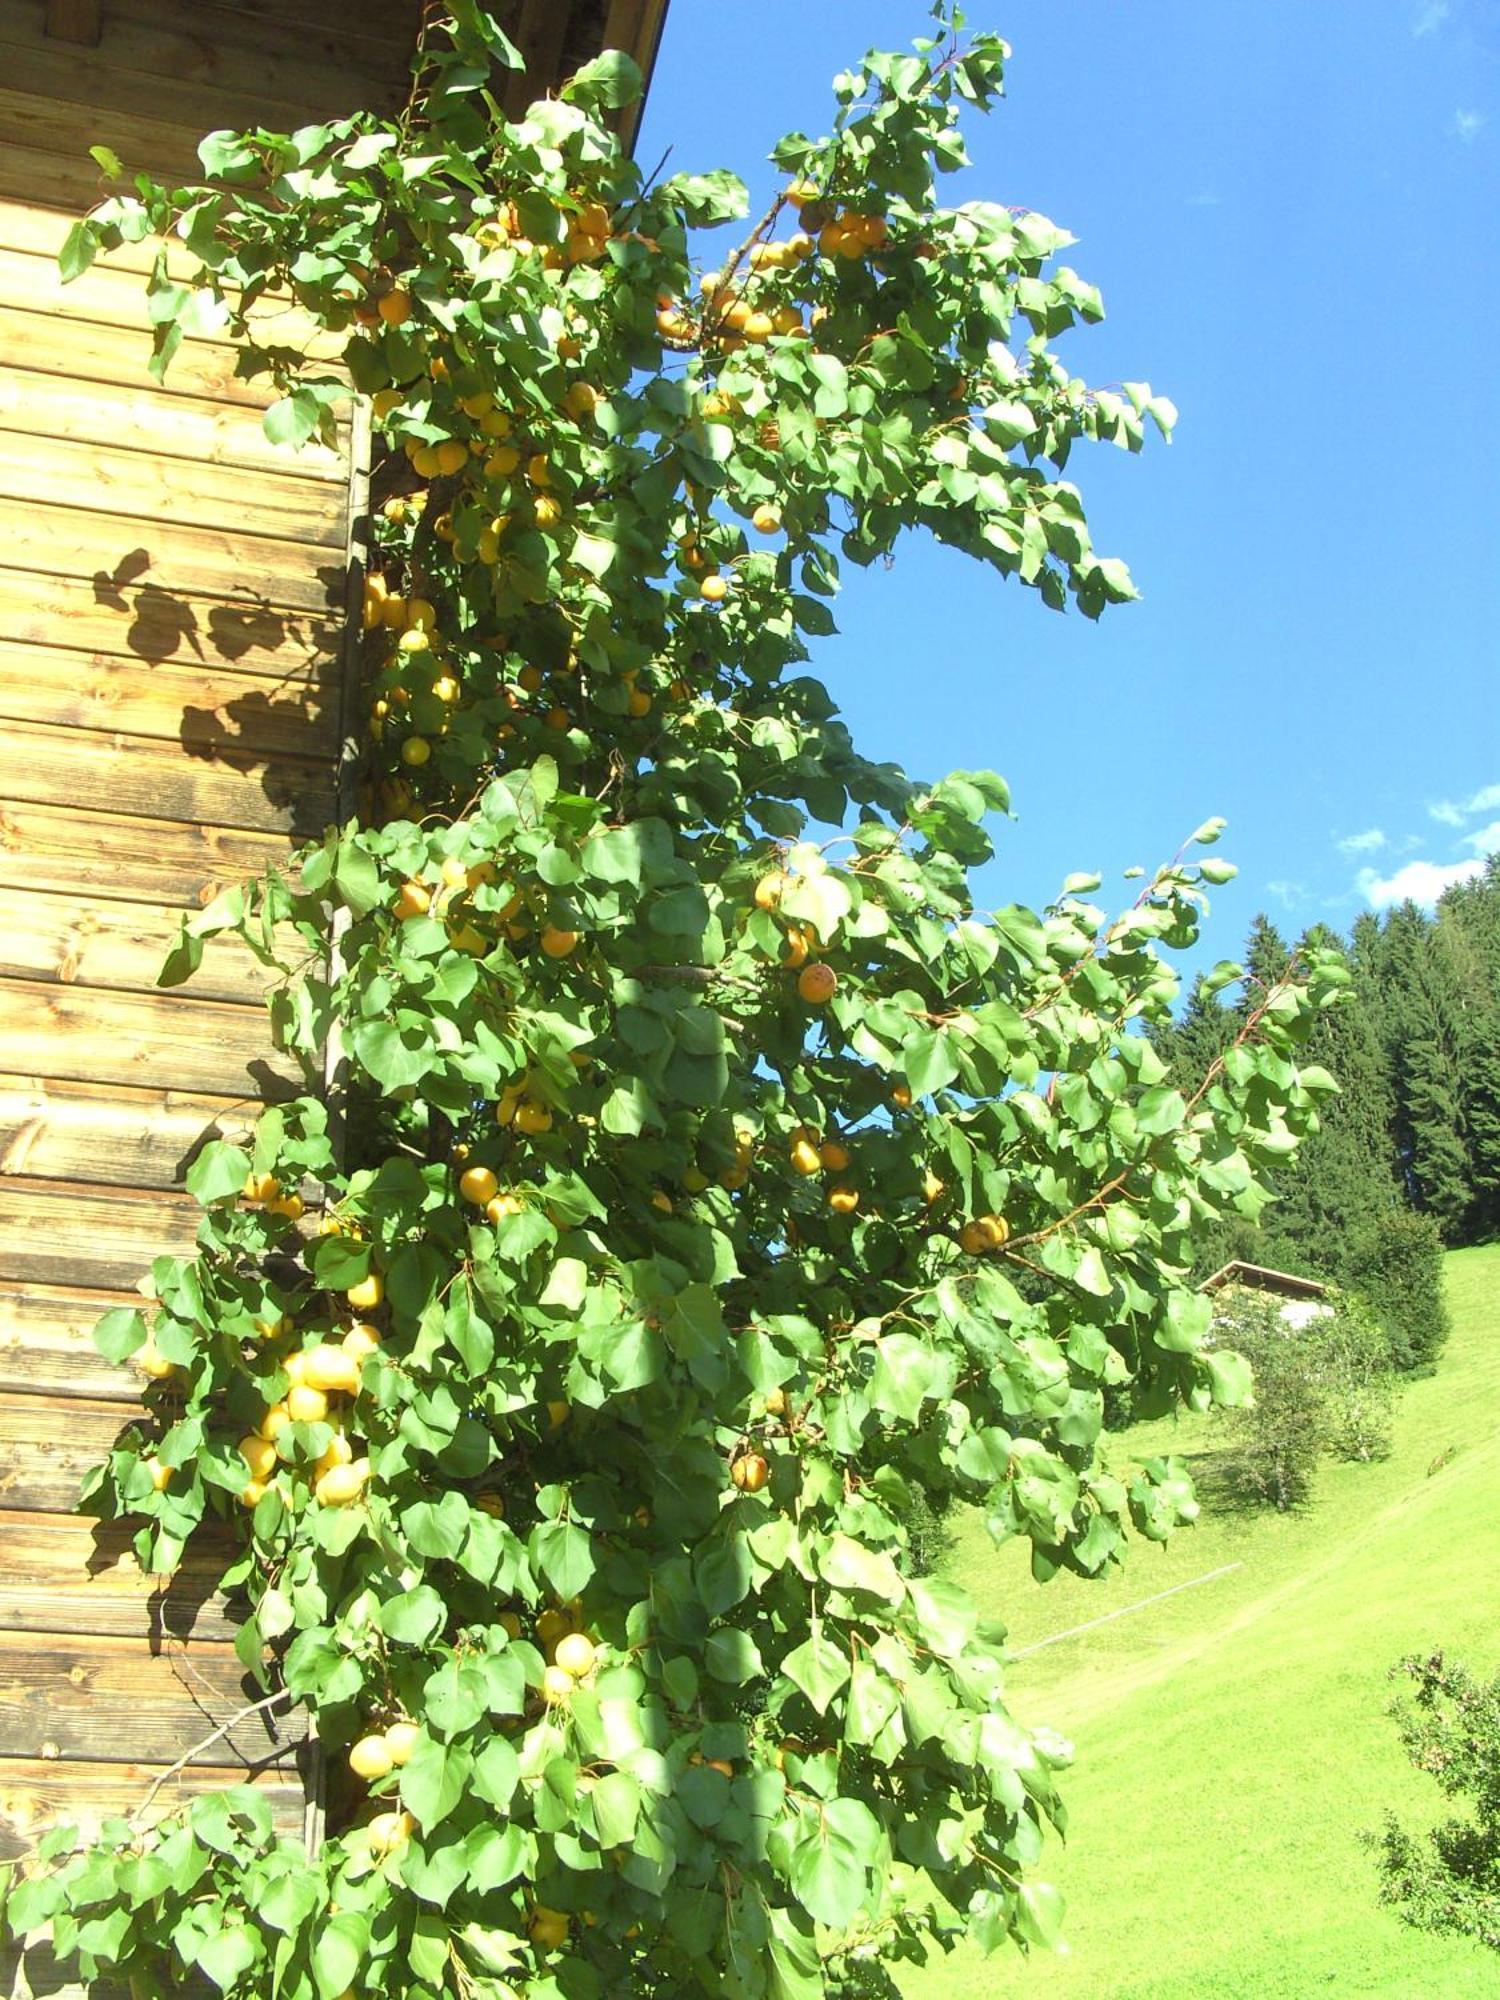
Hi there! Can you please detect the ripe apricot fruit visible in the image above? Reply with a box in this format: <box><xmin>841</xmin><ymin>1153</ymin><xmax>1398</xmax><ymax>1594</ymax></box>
<box><xmin>459</xmin><ymin>1164</ymin><xmax>499</xmax><ymax>1206</ymax></box>
<box><xmin>730</xmin><ymin>1452</ymin><xmax>769</xmax><ymax>1493</ymax></box>
<box><xmin>553</xmin><ymin>1632</ymin><xmax>597</xmax><ymax>1678</ymax></box>
<box><xmin>797</xmin><ymin>962</ymin><xmax>838</xmax><ymax>1005</ymax></box>
<box><xmin>542</xmin><ymin>1664</ymin><xmax>576</xmax><ymax>1704</ymax></box>
<box><xmin>349</xmin><ymin>1734</ymin><xmax>395</xmax><ymax>1781</ymax></box>
<box><xmin>384</xmin><ymin>1721</ymin><xmax>420</xmax><ymax>1766</ymax></box>
<box><xmin>315</xmin><ymin>1460</ymin><xmax>371</xmax><ymax>1507</ymax></box>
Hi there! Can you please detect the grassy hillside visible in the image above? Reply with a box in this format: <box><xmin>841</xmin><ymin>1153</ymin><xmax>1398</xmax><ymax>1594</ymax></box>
<box><xmin>904</xmin><ymin>1243</ymin><xmax>1500</xmax><ymax>1999</ymax></box>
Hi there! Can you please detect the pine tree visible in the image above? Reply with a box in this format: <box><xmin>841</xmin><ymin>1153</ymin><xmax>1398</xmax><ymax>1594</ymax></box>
<box><xmin>1376</xmin><ymin>904</ymin><xmax>1474</xmax><ymax>1238</ymax></box>
<box><xmin>1438</xmin><ymin>858</ymin><xmax>1500</xmax><ymax>1240</ymax></box>
<box><xmin>1238</xmin><ymin>913</ymin><xmax>1292</xmax><ymax>1014</ymax></box>
<box><xmin>1258</xmin><ymin>926</ymin><xmax>1401</xmax><ymax>1276</ymax></box>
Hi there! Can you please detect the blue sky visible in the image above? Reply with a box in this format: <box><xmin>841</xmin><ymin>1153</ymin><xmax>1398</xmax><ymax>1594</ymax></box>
<box><xmin>637</xmin><ymin>1</ymin><xmax>1499</xmax><ymax>956</ymax></box>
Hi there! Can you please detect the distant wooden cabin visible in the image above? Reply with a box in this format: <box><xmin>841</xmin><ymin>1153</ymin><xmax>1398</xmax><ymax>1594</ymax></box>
<box><xmin>0</xmin><ymin>0</ymin><xmax>666</xmax><ymax>1980</ymax></box>
<box><xmin>1200</xmin><ymin>1260</ymin><xmax>1332</xmax><ymax>1330</ymax></box>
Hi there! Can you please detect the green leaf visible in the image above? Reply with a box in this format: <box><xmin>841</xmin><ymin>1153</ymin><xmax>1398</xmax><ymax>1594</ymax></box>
<box><xmin>820</xmin><ymin>1534</ymin><xmax>904</xmax><ymax>1605</ymax></box>
<box><xmin>1159</xmin><ymin>1289</ymin><xmax>1213</xmax><ymax>1353</ymax></box>
<box><xmin>592</xmin><ymin>1768</ymin><xmax>642</xmax><ymax>1846</ymax></box>
<box><xmin>780</xmin><ymin>1632</ymin><xmax>850</xmax><ymax>1715</ymax></box>
<box><xmin>379</xmin><ymin>1585</ymin><xmax>446</xmax><ymax>1646</ymax></box>
<box><xmin>312</xmin><ymin>1912</ymin><xmax>369</xmax><ymax>2000</ymax></box>
<box><xmin>530</xmin><ymin>1518</ymin><xmax>595</xmax><ymax>1599</ymax></box>
<box><xmin>264</xmin><ymin>390</ymin><xmax>321</xmax><ymax>449</ymax></box>
<box><xmin>562</xmin><ymin>49</ymin><xmax>643</xmax><ymax>109</ymax></box>
<box><xmin>902</xmin><ymin>1026</ymin><xmax>960</xmax><ymax>1097</ymax></box>
<box><xmin>93</xmin><ymin>1307</ymin><xmax>147</xmax><ymax>1363</ymax></box>
<box><xmin>789</xmin><ymin>1796</ymin><xmax>881</xmax><ymax>1928</ymax></box>
<box><xmin>583</xmin><ymin>819</ymin><xmax>672</xmax><ymax>888</ymax></box>
<box><xmin>704</xmin><ymin>1627</ymin><xmax>763</xmax><ymax>1684</ymax></box>
<box><xmin>400</xmin><ymin>1736</ymin><xmax>470</xmax><ymax>1830</ymax></box>
<box><xmin>470</xmin><ymin>1735</ymin><xmax>520</xmax><ymax>1813</ymax></box>
<box><xmin>58</xmin><ymin>221</ymin><xmax>98</xmax><ymax>283</ymax></box>
<box><xmin>1016</xmin><ymin>1878</ymin><xmax>1067</xmax><ymax>1950</ymax></box>
<box><xmin>196</xmin><ymin>1926</ymin><xmax>260</xmax><ymax>1992</ymax></box>
<box><xmin>186</xmin><ymin>1141</ymin><xmax>251</xmax><ymax>1207</ymax></box>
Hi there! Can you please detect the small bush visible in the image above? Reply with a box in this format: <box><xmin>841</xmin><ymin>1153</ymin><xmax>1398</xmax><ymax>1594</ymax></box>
<box><xmin>1211</xmin><ymin>1288</ymin><xmax>1394</xmax><ymax>1509</ymax></box>
<box><xmin>1319</xmin><ymin>1288</ymin><xmax>1396</xmax><ymax>1463</ymax></box>
<box><xmin>1344</xmin><ymin>1208</ymin><xmax>1450</xmax><ymax>1372</ymax></box>
<box><xmin>1367</xmin><ymin>1650</ymin><xmax>1500</xmax><ymax>1952</ymax></box>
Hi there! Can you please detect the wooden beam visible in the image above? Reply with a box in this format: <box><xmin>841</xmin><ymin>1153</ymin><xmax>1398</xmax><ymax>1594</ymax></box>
<box><xmin>43</xmin><ymin>1</ymin><xmax>102</xmax><ymax>47</ymax></box>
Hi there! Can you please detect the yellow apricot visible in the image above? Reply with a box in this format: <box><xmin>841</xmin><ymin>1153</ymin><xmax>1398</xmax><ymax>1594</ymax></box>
<box><xmin>349</xmin><ymin>1734</ymin><xmax>394</xmax><ymax>1781</ymax></box>
<box><xmin>238</xmin><ymin>1434</ymin><xmax>277</xmax><ymax>1480</ymax></box>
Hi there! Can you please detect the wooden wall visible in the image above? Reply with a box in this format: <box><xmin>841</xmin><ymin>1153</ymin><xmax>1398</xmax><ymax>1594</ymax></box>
<box><xmin>0</xmin><ymin>0</ymin><xmax>669</xmax><ymax>1988</ymax></box>
<box><xmin>0</xmin><ymin>0</ymin><xmax>414</xmax><ymax>1966</ymax></box>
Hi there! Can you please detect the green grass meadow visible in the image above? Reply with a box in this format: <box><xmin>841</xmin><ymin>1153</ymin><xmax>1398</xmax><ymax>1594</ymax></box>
<box><xmin>903</xmin><ymin>1243</ymin><xmax>1500</xmax><ymax>1999</ymax></box>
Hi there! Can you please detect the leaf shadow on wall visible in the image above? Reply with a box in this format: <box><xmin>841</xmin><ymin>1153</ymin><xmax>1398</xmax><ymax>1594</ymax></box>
<box><xmin>91</xmin><ymin>547</ymin><xmax>350</xmax><ymax>844</ymax></box>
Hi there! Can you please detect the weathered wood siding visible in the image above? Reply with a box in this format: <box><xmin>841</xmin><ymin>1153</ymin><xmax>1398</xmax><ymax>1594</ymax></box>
<box><xmin>0</xmin><ymin>0</ymin><xmax>414</xmax><ymax>1958</ymax></box>
<box><xmin>0</xmin><ymin>0</ymin><xmax>668</xmax><ymax>1987</ymax></box>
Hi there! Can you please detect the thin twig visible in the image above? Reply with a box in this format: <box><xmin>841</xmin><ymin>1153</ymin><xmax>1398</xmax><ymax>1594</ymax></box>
<box><xmin>131</xmin><ymin>1689</ymin><xmax>294</xmax><ymax>1827</ymax></box>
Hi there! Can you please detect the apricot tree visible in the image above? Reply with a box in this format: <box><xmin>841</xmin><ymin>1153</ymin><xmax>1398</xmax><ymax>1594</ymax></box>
<box><xmin>1</xmin><ymin>7</ymin><xmax>1345</xmax><ymax>1997</ymax></box>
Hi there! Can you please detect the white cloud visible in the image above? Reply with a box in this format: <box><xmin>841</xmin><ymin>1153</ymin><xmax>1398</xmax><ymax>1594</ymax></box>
<box><xmin>1357</xmin><ymin>858</ymin><xmax>1484</xmax><ymax>909</ymax></box>
<box><xmin>1428</xmin><ymin>782</ymin><xmax>1500</xmax><ymax>825</ymax></box>
<box><xmin>1414</xmin><ymin>0</ymin><xmax>1450</xmax><ymax>34</ymax></box>
<box><xmin>1462</xmin><ymin>818</ymin><xmax>1500</xmax><ymax>855</ymax></box>
<box><xmin>1335</xmin><ymin>827</ymin><xmax>1386</xmax><ymax>856</ymax></box>
<box><xmin>1265</xmin><ymin>879</ymin><xmax>1309</xmax><ymax>910</ymax></box>
<box><xmin>1454</xmin><ymin>108</ymin><xmax>1485</xmax><ymax>143</ymax></box>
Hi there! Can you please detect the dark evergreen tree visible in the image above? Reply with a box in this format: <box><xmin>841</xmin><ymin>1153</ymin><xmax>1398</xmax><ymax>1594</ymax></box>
<box><xmin>1438</xmin><ymin>858</ymin><xmax>1500</xmax><ymax>1240</ymax></box>
<box><xmin>1373</xmin><ymin>903</ymin><xmax>1473</xmax><ymax>1239</ymax></box>
<box><xmin>1238</xmin><ymin>912</ymin><xmax>1292</xmax><ymax>1015</ymax></box>
<box><xmin>1258</xmin><ymin>926</ymin><xmax>1402</xmax><ymax>1275</ymax></box>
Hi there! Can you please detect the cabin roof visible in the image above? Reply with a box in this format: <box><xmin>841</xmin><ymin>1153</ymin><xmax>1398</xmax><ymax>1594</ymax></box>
<box><xmin>1199</xmin><ymin>1260</ymin><xmax>1329</xmax><ymax>1300</ymax></box>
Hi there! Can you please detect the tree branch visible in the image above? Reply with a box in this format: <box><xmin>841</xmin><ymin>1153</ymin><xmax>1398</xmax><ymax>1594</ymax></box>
<box><xmin>131</xmin><ymin>1688</ymin><xmax>295</xmax><ymax>1827</ymax></box>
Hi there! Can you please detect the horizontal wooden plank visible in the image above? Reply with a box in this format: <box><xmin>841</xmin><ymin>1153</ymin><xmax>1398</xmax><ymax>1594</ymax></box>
<box><xmin>0</xmin><ymin>302</ymin><xmax>279</xmax><ymax>408</ymax></box>
<box><xmin>0</xmin><ymin>1510</ymin><xmax>240</xmax><ymax>1641</ymax></box>
<box><xmin>0</xmin><ymin>643</ymin><xmax>341</xmax><ymax>758</ymax></box>
<box><xmin>0</xmin><ymin>86</ymin><xmax>203</xmax><ymax>190</ymax></box>
<box><xmin>0</xmin><ymin>1754</ymin><xmax>306</xmax><ymax>1860</ymax></box>
<box><xmin>0</xmin><ymin>9</ymin><xmax>402</xmax><ymax>133</ymax></box>
<box><xmin>0</xmin><ymin>1088</ymin><xmax>230</xmax><ymax>1197</ymax></box>
<box><xmin>0</xmin><ymin>981</ymin><xmax>298</xmax><ymax>1101</ymax></box>
<box><xmin>0</xmin><ymin>365</ymin><xmax>346</xmax><ymax>480</ymax></box>
<box><xmin>0</xmin><ymin>801</ymin><xmax>295</xmax><ymax>909</ymax></box>
<box><xmin>0</xmin><ymin>431</ymin><xmax>346</xmax><ymax>548</ymax></box>
<box><xmin>0</xmin><ymin>889</ymin><xmax>284</xmax><ymax>1002</ymax></box>
<box><xmin>183</xmin><ymin>0</ymin><xmax>416</xmax><ymax>41</ymax></box>
<box><xmin>0</xmin><ymin>1630</ymin><xmax>306</xmax><ymax>1765</ymax></box>
<box><xmin>0</xmin><ymin>1179</ymin><xmax>206</xmax><ymax>1291</ymax></box>
<box><xmin>0</xmin><ymin>1075</ymin><xmax>257</xmax><ymax>1194</ymax></box>
<box><xmin>0</xmin><ymin>720</ymin><xmax>336</xmax><ymax>837</ymax></box>
<box><xmin>105</xmin><ymin>0</ymin><xmax>415</xmax><ymax>87</ymax></box>
<box><xmin>0</xmin><ymin>137</ymin><xmax>141</xmax><ymax>216</ymax></box>
<box><xmin>0</xmin><ymin>245</ymin><xmax>344</xmax><ymax>360</ymax></box>
<box><xmin>0</xmin><ymin>200</ymin><xmax>341</xmax><ymax>319</ymax></box>
<box><xmin>0</xmin><ymin>1280</ymin><xmax>169</xmax><ymax>1396</ymax></box>
<box><xmin>0</xmin><ymin>502</ymin><xmax>353</xmax><ymax>615</ymax></box>
<box><xmin>0</xmin><ymin>1390</ymin><xmax>146</xmax><ymax>1510</ymax></box>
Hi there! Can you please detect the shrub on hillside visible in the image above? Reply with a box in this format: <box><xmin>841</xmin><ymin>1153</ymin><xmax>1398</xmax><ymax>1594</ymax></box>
<box><xmin>1345</xmin><ymin>1208</ymin><xmax>1450</xmax><ymax>1372</ymax></box>
<box><xmin>1368</xmin><ymin>1650</ymin><xmax>1500</xmax><ymax>1952</ymax></box>
<box><xmin>1212</xmin><ymin>1290</ymin><xmax>1394</xmax><ymax>1509</ymax></box>
<box><xmin>1217</xmin><ymin>1296</ymin><xmax>1328</xmax><ymax>1510</ymax></box>
<box><xmin>1318</xmin><ymin>1289</ymin><xmax>1396</xmax><ymax>1463</ymax></box>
